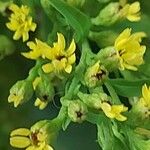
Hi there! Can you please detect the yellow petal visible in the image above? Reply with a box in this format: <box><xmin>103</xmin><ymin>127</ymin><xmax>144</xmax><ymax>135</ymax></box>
<box><xmin>23</xmin><ymin>32</ymin><xmax>29</xmax><ymax>42</ymax></box>
<box><xmin>11</xmin><ymin>128</ymin><xmax>30</xmax><ymax>137</ymax></box>
<box><xmin>115</xmin><ymin>114</ymin><xmax>127</xmax><ymax>121</ymax></box>
<box><xmin>142</xmin><ymin>84</ymin><xmax>150</xmax><ymax>105</ymax></box>
<box><xmin>100</xmin><ymin>102</ymin><xmax>111</xmax><ymax>112</ymax></box>
<box><xmin>10</xmin><ymin>136</ymin><xmax>31</xmax><ymax>148</ymax></box>
<box><xmin>42</xmin><ymin>63</ymin><xmax>54</xmax><ymax>73</ymax></box>
<box><xmin>129</xmin><ymin>2</ymin><xmax>140</xmax><ymax>14</ymax></box>
<box><xmin>66</xmin><ymin>39</ymin><xmax>76</xmax><ymax>56</ymax></box>
<box><xmin>13</xmin><ymin>30</ymin><xmax>22</xmax><ymax>40</ymax></box>
<box><xmin>57</xmin><ymin>33</ymin><xmax>66</xmax><ymax>52</ymax></box>
<box><xmin>115</xmin><ymin>28</ymin><xmax>131</xmax><ymax>50</ymax></box>
<box><xmin>68</xmin><ymin>54</ymin><xmax>76</xmax><ymax>65</ymax></box>
<box><xmin>127</xmin><ymin>14</ymin><xmax>141</xmax><ymax>22</ymax></box>
<box><xmin>32</xmin><ymin>77</ymin><xmax>41</xmax><ymax>90</ymax></box>
<box><xmin>65</xmin><ymin>65</ymin><xmax>72</xmax><ymax>73</ymax></box>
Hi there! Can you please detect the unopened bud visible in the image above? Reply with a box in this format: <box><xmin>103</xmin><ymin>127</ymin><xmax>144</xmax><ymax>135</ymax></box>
<box><xmin>78</xmin><ymin>92</ymin><xmax>109</xmax><ymax>109</ymax></box>
<box><xmin>68</xmin><ymin>100</ymin><xmax>88</xmax><ymax>123</ymax></box>
<box><xmin>96</xmin><ymin>46</ymin><xmax>120</xmax><ymax>71</ymax></box>
<box><xmin>84</xmin><ymin>61</ymin><xmax>108</xmax><ymax>88</ymax></box>
<box><xmin>91</xmin><ymin>2</ymin><xmax>120</xmax><ymax>26</ymax></box>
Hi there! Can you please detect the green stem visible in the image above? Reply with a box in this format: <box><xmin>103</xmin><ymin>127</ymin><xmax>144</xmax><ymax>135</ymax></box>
<box><xmin>104</xmin><ymin>81</ymin><xmax>121</xmax><ymax>104</ymax></box>
<box><xmin>27</xmin><ymin>59</ymin><xmax>44</xmax><ymax>81</ymax></box>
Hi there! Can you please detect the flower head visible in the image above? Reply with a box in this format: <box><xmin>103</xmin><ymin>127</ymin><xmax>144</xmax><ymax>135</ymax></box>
<box><xmin>42</xmin><ymin>33</ymin><xmax>76</xmax><ymax>74</ymax></box>
<box><xmin>6</xmin><ymin>4</ymin><xmax>37</xmax><ymax>42</ymax></box>
<box><xmin>10</xmin><ymin>121</ymin><xmax>54</xmax><ymax>150</ymax></box>
<box><xmin>8</xmin><ymin>80</ymin><xmax>34</xmax><ymax>107</ymax></box>
<box><xmin>100</xmin><ymin>102</ymin><xmax>128</xmax><ymax>121</ymax></box>
<box><xmin>22</xmin><ymin>33</ymin><xmax>76</xmax><ymax>74</ymax></box>
<box><xmin>114</xmin><ymin>28</ymin><xmax>146</xmax><ymax>71</ymax></box>
<box><xmin>120</xmin><ymin>1</ymin><xmax>141</xmax><ymax>22</ymax></box>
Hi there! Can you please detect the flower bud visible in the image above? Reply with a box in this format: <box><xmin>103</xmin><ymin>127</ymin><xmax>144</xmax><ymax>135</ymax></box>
<box><xmin>91</xmin><ymin>2</ymin><xmax>120</xmax><ymax>26</ymax></box>
<box><xmin>34</xmin><ymin>77</ymin><xmax>55</xmax><ymax>110</ymax></box>
<box><xmin>84</xmin><ymin>61</ymin><xmax>108</xmax><ymax>88</ymax></box>
<box><xmin>8</xmin><ymin>79</ymin><xmax>34</xmax><ymax>107</ymax></box>
<box><xmin>78</xmin><ymin>92</ymin><xmax>108</xmax><ymax>109</ymax></box>
<box><xmin>96</xmin><ymin>46</ymin><xmax>120</xmax><ymax>71</ymax></box>
<box><xmin>66</xmin><ymin>0</ymin><xmax>85</xmax><ymax>7</ymax></box>
<box><xmin>68</xmin><ymin>100</ymin><xmax>88</xmax><ymax>123</ymax></box>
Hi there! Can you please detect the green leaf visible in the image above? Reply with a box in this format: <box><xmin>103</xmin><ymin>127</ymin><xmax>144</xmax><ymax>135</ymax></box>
<box><xmin>97</xmin><ymin>117</ymin><xmax>128</xmax><ymax>150</ymax></box>
<box><xmin>108</xmin><ymin>78</ymin><xmax>150</xmax><ymax>97</ymax></box>
<box><xmin>41</xmin><ymin>0</ymin><xmax>91</xmax><ymax>42</ymax></box>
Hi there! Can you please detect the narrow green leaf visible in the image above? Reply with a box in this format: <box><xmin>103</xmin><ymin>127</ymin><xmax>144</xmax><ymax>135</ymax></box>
<box><xmin>108</xmin><ymin>79</ymin><xmax>150</xmax><ymax>97</ymax></box>
<box><xmin>41</xmin><ymin>0</ymin><xmax>91</xmax><ymax>42</ymax></box>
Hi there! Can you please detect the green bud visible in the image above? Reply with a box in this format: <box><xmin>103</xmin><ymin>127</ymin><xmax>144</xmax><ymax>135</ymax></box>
<box><xmin>96</xmin><ymin>46</ymin><xmax>120</xmax><ymax>71</ymax></box>
<box><xmin>34</xmin><ymin>76</ymin><xmax>55</xmax><ymax>110</ymax></box>
<box><xmin>65</xmin><ymin>0</ymin><xmax>85</xmax><ymax>7</ymax></box>
<box><xmin>78</xmin><ymin>92</ymin><xmax>109</xmax><ymax>109</ymax></box>
<box><xmin>68</xmin><ymin>100</ymin><xmax>88</xmax><ymax>123</ymax></box>
<box><xmin>91</xmin><ymin>2</ymin><xmax>120</xmax><ymax>26</ymax></box>
<box><xmin>84</xmin><ymin>61</ymin><xmax>108</xmax><ymax>88</ymax></box>
<box><xmin>0</xmin><ymin>35</ymin><xmax>15</xmax><ymax>60</ymax></box>
<box><xmin>8</xmin><ymin>79</ymin><xmax>34</xmax><ymax>107</ymax></box>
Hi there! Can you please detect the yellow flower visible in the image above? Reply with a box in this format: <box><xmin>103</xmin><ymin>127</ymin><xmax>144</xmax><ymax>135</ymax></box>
<box><xmin>6</xmin><ymin>4</ymin><xmax>37</xmax><ymax>42</ymax></box>
<box><xmin>84</xmin><ymin>61</ymin><xmax>107</xmax><ymax>87</ymax></box>
<box><xmin>114</xmin><ymin>28</ymin><xmax>146</xmax><ymax>71</ymax></box>
<box><xmin>22</xmin><ymin>33</ymin><xmax>76</xmax><ymax>74</ymax></box>
<box><xmin>42</xmin><ymin>33</ymin><xmax>76</xmax><ymax>74</ymax></box>
<box><xmin>120</xmin><ymin>1</ymin><xmax>141</xmax><ymax>22</ymax></box>
<box><xmin>10</xmin><ymin>128</ymin><xmax>53</xmax><ymax>150</ymax></box>
<box><xmin>100</xmin><ymin>102</ymin><xmax>128</xmax><ymax>121</ymax></box>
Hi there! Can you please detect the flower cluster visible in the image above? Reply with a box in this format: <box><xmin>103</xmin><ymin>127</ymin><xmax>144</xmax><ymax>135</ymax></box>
<box><xmin>3</xmin><ymin>0</ymin><xmax>150</xmax><ymax>150</ymax></box>
<box><xmin>6</xmin><ymin>4</ymin><xmax>37</xmax><ymax>42</ymax></box>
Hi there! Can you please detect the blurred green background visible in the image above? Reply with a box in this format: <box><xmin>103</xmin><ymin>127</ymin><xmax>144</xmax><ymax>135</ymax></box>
<box><xmin>0</xmin><ymin>0</ymin><xmax>150</xmax><ymax>149</ymax></box>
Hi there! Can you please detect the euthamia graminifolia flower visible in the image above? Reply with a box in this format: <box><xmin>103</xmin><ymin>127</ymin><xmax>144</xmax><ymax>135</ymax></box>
<box><xmin>100</xmin><ymin>102</ymin><xmax>128</xmax><ymax>121</ymax></box>
<box><xmin>120</xmin><ymin>1</ymin><xmax>141</xmax><ymax>22</ymax></box>
<box><xmin>10</xmin><ymin>120</ymin><xmax>54</xmax><ymax>150</ymax></box>
<box><xmin>42</xmin><ymin>33</ymin><xmax>76</xmax><ymax>74</ymax></box>
<box><xmin>84</xmin><ymin>61</ymin><xmax>108</xmax><ymax>88</ymax></box>
<box><xmin>6</xmin><ymin>4</ymin><xmax>37</xmax><ymax>42</ymax></box>
<box><xmin>22</xmin><ymin>33</ymin><xmax>76</xmax><ymax>74</ymax></box>
<box><xmin>8</xmin><ymin>80</ymin><xmax>34</xmax><ymax>107</ymax></box>
<box><xmin>114</xmin><ymin>28</ymin><xmax>146</xmax><ymax>71</ymax></box>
